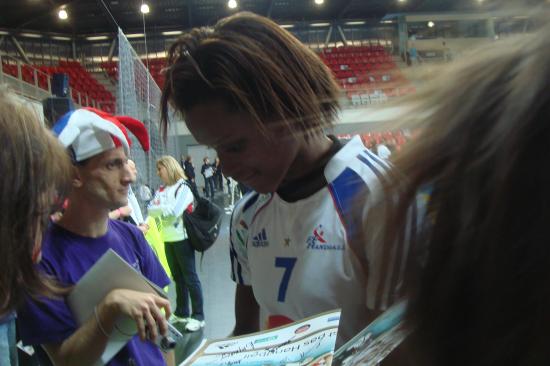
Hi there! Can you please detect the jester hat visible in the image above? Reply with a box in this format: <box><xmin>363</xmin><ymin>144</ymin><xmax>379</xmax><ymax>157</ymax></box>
<box><xmin>52</xmin><ymin>107</ymin><xmax>150</xmax><ymax>162</ymax></box>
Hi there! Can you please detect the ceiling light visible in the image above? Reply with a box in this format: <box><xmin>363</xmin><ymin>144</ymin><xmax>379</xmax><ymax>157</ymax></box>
<box><xmin>427</xmin><ymin>21</ymin><xmax>435</xmax><ymax>28</ymax></box>
<box><xmin>140</xmin><ymin>3</ymin><xmax>150</xmax><ymax>14</ymax></box>
<box><xmin>279</xmin><ymin>24</ymin><xmax>295</xmax><ymax>28</ymax></box>
<box><xmin>310</xmin><ymin>22</ymin><xmax>330</xmax><ymax>27</ymax></box>
<box><xmin>126</xmin><ymin>33</ymin><xmax>145</xmax><ymax>38</ymax></box>
<box><xmin>58</xmin><ymin>9</ymin><xmax>68</xmax><ymax>20</ymax></box>
<box><xmin>380</xmin><ymin>20</ymin><xmax>394</xmax><ymax>24</ymax></box>
<box><xmin>398</xmin><ymin>0</ymin><xmax>406</xmax><ymax>2</ymax></box>
<box><xmin>228</xmin><ymin>0</ymin><xmax>237</xmax><ymax>9</ymax></box>
<box><xmin>20</xmin><ymin>33</ymin><xmax>42</xmax><ymax>38</ymax></box>
<box><xmin>162</xmin><ymin>30</ymin><xmax>183</xmax><ymax>36</ymax></box>
<box><xmin>0</xmin><ymin>31</ymin><xmax>9</xmax><ymax>35</ymax></box>
<box><xmin>345</xmin><ymin>21</ymin><xmax>366</xmax><ymax>25</ymax></box>
<box><xmin>52</xmin><ymin>36</ymin><xmax>72</xmax><ymax>41</ymax></box>
<box><xmin>86</xmin><ymin>35</ymin><xmax>109</xmax><ymax>41</ymax></box>
<box><xmin>314</xmin><ymin>0</ymin><xmax>324</xmax><ymax>4</ymax></box>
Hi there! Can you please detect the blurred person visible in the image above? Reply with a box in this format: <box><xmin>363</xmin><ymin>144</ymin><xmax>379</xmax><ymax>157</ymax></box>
<box><xmin>183</xmin><ymin>155</ymin><xmax>197</xmax><ymax>192</ymax></box>
<box><xmin>0</xmin><ymin>86</ymin><xmax>72</xmax><ymax>366</ymax></box>
<box><xmin>213</xmin><ymin>157</ymin><xmax>223</xmax><ymax>192</ymax></box>
<box><xmin>380</xmin><ymin>25</ymin><xmax>550</xmax><ymax>366</ymax></box>
<box><xmin>18</xmin><ymin>108</ymin><xmax>174</xmax><ymax>366</ymax></box>
<box><xmin>125</xmin><ymin>159</ymin><xmax>149</xmax><ymax>234</ymax></box>
<box><xmin>148</xmin><ymin>156</ymin><xmax>205</xmax><ymax>332</ymax></box>
<box><xmin>201</xmin><ymin>157</ymin><xmax>215</xmax><ymax>199</ymax></box>
<box><xmin>159</xmin><ymin>12</ymin><xmax>415</xmax><ymax>344</ymax></box>
<box><xmin>376</xmin><ymin>143</ymin><xmax>392</xmax><ymax>160</ymax></box>
<box><xmin>179</xmin><ymin>154</ymin><xmax>186</xmax><ymax>170</ymax></box>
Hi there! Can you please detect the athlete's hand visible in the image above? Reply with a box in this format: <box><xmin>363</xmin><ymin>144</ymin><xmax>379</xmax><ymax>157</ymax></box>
<box><xmin>101</xmin><ymin>289</ymin><xmax>171</xmax><ymax>341</ymax></box>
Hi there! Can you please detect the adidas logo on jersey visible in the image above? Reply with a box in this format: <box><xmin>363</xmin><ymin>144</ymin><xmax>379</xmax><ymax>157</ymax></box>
<box><xmin>252</xmin><ymin>228</ymin><xmax>269</xmax><ymax>247</ymax></box>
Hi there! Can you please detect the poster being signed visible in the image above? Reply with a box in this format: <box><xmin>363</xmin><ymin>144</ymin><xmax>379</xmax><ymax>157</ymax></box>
<box><xmin>180</xmin><ymin>310</ymin><xmax>341</xmax><ymax>366</ymax></box>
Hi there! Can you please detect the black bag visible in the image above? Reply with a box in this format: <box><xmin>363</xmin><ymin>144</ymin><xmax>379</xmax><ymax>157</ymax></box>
<box><xmin>176</xmin><ymin>181</ymin><xmax>223</xmax><ymax>252</ymax></box>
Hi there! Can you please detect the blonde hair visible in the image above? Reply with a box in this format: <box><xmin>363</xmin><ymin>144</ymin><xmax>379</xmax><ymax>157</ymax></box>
<box><xmin>157</xmin><ymin>155</ymin><xmax>187</xmax><ymax>186</ymax></box>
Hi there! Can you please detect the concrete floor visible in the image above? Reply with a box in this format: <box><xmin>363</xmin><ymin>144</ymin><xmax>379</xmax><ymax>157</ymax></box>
<box><xmin>167</xmin><ymin>192</ymin><xmax>237</xmax><ymax>363</ymax></box>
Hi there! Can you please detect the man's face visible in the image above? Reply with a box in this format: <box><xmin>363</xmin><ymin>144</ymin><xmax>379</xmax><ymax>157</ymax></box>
<box><xmin>76</xmin><ymin>147</ymin><xmax>132</xmax><ymax>210</ymax></box>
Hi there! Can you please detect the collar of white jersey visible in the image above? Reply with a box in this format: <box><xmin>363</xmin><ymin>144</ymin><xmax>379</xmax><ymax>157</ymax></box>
<box><xmin>324</xmin><ymin>135</ymin><xmax>366</xmax><ymax>182</ymax></box>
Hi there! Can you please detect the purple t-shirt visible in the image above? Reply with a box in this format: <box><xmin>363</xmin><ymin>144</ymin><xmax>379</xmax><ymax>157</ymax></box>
<box><xmin>18</xmin><ymin>220</ymin><xmax>171</xmax><ymax>366</ymax></box>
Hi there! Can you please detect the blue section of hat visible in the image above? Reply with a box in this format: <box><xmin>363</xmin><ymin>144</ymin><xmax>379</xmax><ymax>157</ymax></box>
<box><xmin>52</xmin><ymin>110</ymin><xmax>74</xmax><ymax>136</ymax></box>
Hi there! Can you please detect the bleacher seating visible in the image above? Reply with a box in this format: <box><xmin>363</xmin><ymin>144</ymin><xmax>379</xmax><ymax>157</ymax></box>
<box><xmin>39</xmin><ymin>61</ymin><xmax>116</xmax><ymax>113</ymax></box>
<box><xmin>99</xmin><ymin>45</ymin><xmax>416</xmax><ymax>107</ymax></box>
<box><xmin>338</xmin><ymin>130</ymin><xmax>409</xmax><ymax>151</ymax></box>
<box><xmin>1</xmin><ymin>58</ymin><xmax>116</xmax><ymax>113</ymax></box>
<box><xmin>1</xmin><ymin>61</ymin><xmax>51</xmax><ymax>91</ymax></box>
<box><xmin>319</xmin><ymin>45</ymin><xmax>415</xmax><ymax>105</ymax></box>
<box><xmin>101</xmin><ymin>58</ymin><xmax>165</xmax><ymax>89</ymax></box>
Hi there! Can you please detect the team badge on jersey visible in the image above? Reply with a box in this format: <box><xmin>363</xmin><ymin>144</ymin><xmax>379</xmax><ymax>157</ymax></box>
<box><xmin>306</xmin><ymin>224</ymin><xmax>344</xmax><ymax>251</ymax></box>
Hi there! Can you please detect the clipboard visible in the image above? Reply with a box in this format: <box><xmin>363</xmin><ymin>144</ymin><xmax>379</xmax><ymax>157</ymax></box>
<box><xmin>67</xmin><ymin>249</ymin><xmax>169</xmax><ymax>365</ymax></box>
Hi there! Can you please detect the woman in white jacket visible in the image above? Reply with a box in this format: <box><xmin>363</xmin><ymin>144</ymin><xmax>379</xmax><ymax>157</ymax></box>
<box><xmin>148</xmin><ymin>155</ymin><xmax>205</xmax><ymax>332</ymax></box>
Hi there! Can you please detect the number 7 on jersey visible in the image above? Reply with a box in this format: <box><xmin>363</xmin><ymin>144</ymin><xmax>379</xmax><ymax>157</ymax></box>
<box><xmin>275</xmin><ymin>257</ymin><xmax>297</xmax><ymax>302</ymax></box>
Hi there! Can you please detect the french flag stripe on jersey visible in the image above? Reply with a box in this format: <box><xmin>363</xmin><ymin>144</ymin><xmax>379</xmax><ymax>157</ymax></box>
<box><xmin>328</xmin><ymin>167</ymin><xmax>369</xmax><ymax>262</ymax></box>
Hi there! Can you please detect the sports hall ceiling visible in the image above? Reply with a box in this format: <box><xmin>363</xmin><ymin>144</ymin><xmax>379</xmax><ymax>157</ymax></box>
<box><xmin>0</xmin><ymin>0</ymin><xmax>542</xmax><ymax>35</ymax></box>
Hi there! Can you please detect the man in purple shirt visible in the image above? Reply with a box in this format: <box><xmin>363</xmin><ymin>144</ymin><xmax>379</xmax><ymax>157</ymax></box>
<box><xmin>18</xmin><ymin>108</ymin><xmax>174</xmax><ymax>366</ymax></box>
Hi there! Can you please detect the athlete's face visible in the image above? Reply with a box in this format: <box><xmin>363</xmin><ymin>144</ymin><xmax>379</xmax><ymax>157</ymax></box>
<box><xmin>76</xmin><ymin>147</ymin><xmax>131</xmax><ymax>210</ymax></box>
<box><xmin>184</xmin><ymin>101</ymin><xmax>301</xmax><ymax>194</ymax></box>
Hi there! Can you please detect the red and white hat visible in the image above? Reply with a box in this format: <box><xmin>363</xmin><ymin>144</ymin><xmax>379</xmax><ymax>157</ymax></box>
<box><xmin>52</xmin><ymin>107</ymin><xmax>150</xmax><ymax>162</ymax></box>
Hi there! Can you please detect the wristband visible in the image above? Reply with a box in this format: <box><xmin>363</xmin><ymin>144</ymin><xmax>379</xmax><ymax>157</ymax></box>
<box><xmin>114</xmin><ymin>323</ymin><xmax>134</xmax><ymax>337</ymax></box>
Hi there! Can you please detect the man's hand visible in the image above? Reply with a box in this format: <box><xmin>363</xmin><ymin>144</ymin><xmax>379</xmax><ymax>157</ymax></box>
<box><xmin>101</xmin><ymin>289</ymin><xmax>171</xmax><ymax>342</ymax></box>
<box><xmin>118</xmin><ymin>205</ymin><xmax>132</xmax><ymax>218</ymax></box>
<box><xmin>137</xmin><ymin>223</ymin><xmax>150</xmax><ymax>235</ymax></box>
<box><xmin>109</xmin><ymin>206</ymin><xmax>133</xmax><ymax>220</ymax></box>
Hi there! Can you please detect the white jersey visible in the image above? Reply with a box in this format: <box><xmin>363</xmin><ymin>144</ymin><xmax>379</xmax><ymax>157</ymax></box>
<box><xmin>229</xmin><ymin>136</ymin><xmax>417</xmax><ymax>345</ymax></box>
<box><xmin>148</xmin><ymin>179</ymin><xmax>194</xmax><ymax>243</ymax></box>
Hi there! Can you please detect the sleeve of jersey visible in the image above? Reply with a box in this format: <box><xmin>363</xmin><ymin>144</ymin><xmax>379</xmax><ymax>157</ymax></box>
<box><xmin>229</xmin><ymin>197</ymin><xmax>252</xmax><ymax>286</ymax></box>
<box><xmin>170</xmin><ymin>183</ymin><xmax>193</xmax><ymax>217</ymax></box>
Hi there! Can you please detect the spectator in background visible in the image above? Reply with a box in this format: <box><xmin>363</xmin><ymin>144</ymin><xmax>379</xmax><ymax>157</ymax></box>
<box><xmin>201</xmin><ymin>157</ymin><xmax>215</xmax><ymax>199</ymax></box>
<box><xmin>381</xmin><ymin>25</ymin><xmax>550</xmax><ymax>366</ymax></box>
<box><xmin>125</xmin><ymin>159</ymin><xmax>149</xmax><ymax>234</ymax></box>
<box><xmin>213</xmin><ymin>157</ymin><xmax>223</xmax><ymax>192</ymax></box>
<box><xmin>183</xmin><ymin>155</ymin><xmax>197</xmax><ymax>192</ymax></box>
<box><xmin>18</xmin><ymin>108</ymin><xmax>174</xmax><ymax>366</ymax></box>
<box><xmin>376</xmin><ymin>142</ymin><xmax>392</xmax><ymax>160</ymax></box>
<box><xmin>179</xmin><ymin>154</ymin><xmax>186</xmax><ymax>170</ymax></box>
<box><xmin>0</xmin><ymin>86</ymin><xmax>72</xmax><ymax>366</ymax></box>
<box><xmin>148</xmin><ymin>156</ymin><xmax>205</xmax><ymax>332</ymax></box>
